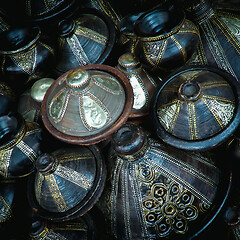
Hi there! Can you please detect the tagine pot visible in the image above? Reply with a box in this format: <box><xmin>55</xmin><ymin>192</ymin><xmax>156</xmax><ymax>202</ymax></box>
<box><xmin>28</xmin><ymin>145</ymin><xmax>106</xmax><ymax>222</ymax></box>
<box><xmin>116</xmin><ymin>53</ymin><xmax>161</xmax><ymax>119</ymax></box>
<box><xmin>42</xmin><ymin>64</ymin><xmax>133</xmax><ymax>145</ymax></box>
<box><xmin>151</xmin><ymin>65</ymin><xmax>240</xmax><ymax>151</ymax></box>
<box><xmin>55</xmin><ymin>8</ymin><xmax>116</xmax><ymax>77</ymax></box>
<box><xmin>132</xmin><ymin>3</ymin><xmax>200</xmax><ymax>73</ymax></box>
<box><xmin>0</xmin><ymin>25</ymin><xmax>56</xmax><ymax>95</ymax></box>
<box><xmin>186</xmin><ymin>0</ymin><xmax>240</xmax><ymax>82</ymax></box>
<box><xmin>0</xmin><ymin>112</ymin><xmax>42</xmax><ymax>179</ymax></box>
<box><xmin>99</xmin><ymin>123</ymin><xmax>231</xmax><ymax>239</ymax></box>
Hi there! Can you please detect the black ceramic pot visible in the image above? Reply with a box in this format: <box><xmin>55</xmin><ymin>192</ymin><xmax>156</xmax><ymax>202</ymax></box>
<box><xmin>133</xmin><ymin>3</ymin><xmax>200</xmax><ymax>72</ymax></box>
<box><xmin>0</xmin><ymin>25</ymin><xmax>56</xmax><ymax>95</ymax></box>
<box><xmin>0</xmin><ymin>112</ymin><xmax>42</xmax><ymax>179</ymax></box>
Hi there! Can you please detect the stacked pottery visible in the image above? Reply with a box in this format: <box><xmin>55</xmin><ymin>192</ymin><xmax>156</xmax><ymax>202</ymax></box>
<box><xmin>185</xmin><ymin>0</ymin><xmax>240</xmax><ymax>82</ymax></box>
<box><xmin>98</xmin><ymin>123</ymin><xmax>231</xmax><ymax>239</ymax></box>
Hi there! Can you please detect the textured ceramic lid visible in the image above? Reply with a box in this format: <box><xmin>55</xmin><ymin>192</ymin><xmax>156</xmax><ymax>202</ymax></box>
<box><xmin>151</xmin><ymin>66</ymin><xmax>240</xmax><ymax>151</ymax></box>
<box><xmin>29</xmin><ymin>145</ymin><xmax>106</xmax><ymax>221</ymax></box>
<box><xmin>41</xmin><ymin>64</ymin><xmax>133</xmax><ymax>145</ymax></box>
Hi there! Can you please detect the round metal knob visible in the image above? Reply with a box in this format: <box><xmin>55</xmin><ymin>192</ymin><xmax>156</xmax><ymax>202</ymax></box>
<box><xmin>179</xmin><ymin>81</ymin><xmax>201</xmax><ymax>102</ymax></box>
<box><xmin>66</xmin><ymin>68</ymin><xmax>90</xmax><ymax>89</ymax></box>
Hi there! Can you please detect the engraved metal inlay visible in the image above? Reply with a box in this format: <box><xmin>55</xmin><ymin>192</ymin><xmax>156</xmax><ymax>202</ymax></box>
<box><xmin>157</xmin><ymin>101</ymin><xmax>182</xmax><ymax>132</ymax></box>
<box><xmin>202</xmin><ymin>97</ymin><xmax>235</xmax><ymax>128</ymax></box>
<box><xmin>0</xmin><ymin>149</ymin><xmax>13</xmax><ymax>178</ymax></box>
<box><xmin>17</xmin><ymin>141</ymin><xmax>38</xmax><ymax>162</ymax></box>
<box><xmin>171</xmin><ymin>36</ymin><xmax>187</xmax><ymax>63</ymax></box>
<box><xmin>180</xmin><ymin>71</ymin><xmax>202</xmax><ymax>81</ymax></box>
<box><xmin>80</xmin><ymin>93</ymin><xmax>110</xmax><ymax>130</ymax></box>
<box><xmin>92</xmin><ymin>75</ymin><xmax>122</xmax><ymax>95</ymax></box>
<box><xmin>220</xmin><ymin>17</ymin><xmax>240</xmax><ymax>43</ymax></box>
<box><xmin>129</xmin><ymin>74</ymin><xmax>147</xmax><ymax>110</ymax></box>
<box><xmin>143</xmin><ymin>39</ymin><xmax>168</xmax><ymax>67</ymax></box>
<box><xmin>141</xmin><ymin>180</ymin><xmax>198</xmax><ymax>237</ymax></box>
<box><xmin>67</xmin><ymin>34</ymin><xmax>90</xmax><ymax>65</ymax></box>
<box><xmin>35</xmin><ymin>172</ymin><xmax>44</xmax><ymax>205</ymax></box>
<box><xmin>44</xmin><ymin>229</ymin><xmax>68</xmax><ymax>240</ymax></box>
<box><xmin>201</xmin><ymin>20</ymin><xmax>238</xmax><ymax>79</ymax></box>
<box><xmin>49</xmin><ymin>89</ymin><xmax>69</xmax><ymax>123</ymax></box>
<box><xmin>55</xmin><ymin>164</ymin><xmax>93</xmax><ymax>190</ymax></box>
<box><xmin>75</xmin><ymin>26</ymin><xmax>107</xmax><ymax>45</ymax></box>
<box><xmin>178</xmin><ymin>19</ymin><xmax>199</xmax><ymax>36</ymax></box>
<box><xmin>45</xmin><ymin>174</ymin><xmax>68</xmax><ymax>212</ymax></box>
<box><xmin>0</xmin><ymin>195</ymin><xmax>12</xmax><ymax>222</ymax></box>
<box><xmin>187</xmin><ymin>102</ymin><xmax>198</xmax><ymax>140</ymax></box>
<box><xmin>11</xmin><ymin>47</ymin><xmax>37</xmax><ymax>75</ymax></box>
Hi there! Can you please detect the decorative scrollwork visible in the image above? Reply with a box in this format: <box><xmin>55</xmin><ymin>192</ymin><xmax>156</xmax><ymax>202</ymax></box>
<box><xmin>142</xmin><ymin>182</ymin><xmax>199</xmax><ymax>237</ymax></box>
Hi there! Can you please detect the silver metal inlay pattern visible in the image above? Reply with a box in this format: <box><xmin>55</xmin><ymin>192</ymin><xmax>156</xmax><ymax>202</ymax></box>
<box><xmin>80</xmin><ymin>93</ymin><xmax>110</xmax><ymax>130</ymax></box>
<box><xmin>67</xmin><ymin>34</ymin><xmax>90</xmax><ymax>65</ymax></box>
<box><xmin>201</xmin><ymin>20</ymin><xmax>238</xmax><ymax>79</ymax></box>
<box><xmin>0</xmin><ymin>195</ymin><xmax>12</xmax><ymax>222</ymax></box>
<box><xmin>17</xmin><ymin>141</ymin><xmax>38</xmax><ymax>162</ymax></box>
<box><xmin>55</xmin><ymin>164</ymin><xmax>93</xmax><ymax>190</ymax></box>
<box><xmin>129</xmin><ymin>74</ymin><xmax>147</xmax><ymax>110</ymax></box>
<box><xmin>0</xmin><ymin>149</ymin><xmax>13</xmax><ymax>178</ymax></box>
<box><xmin>202</xmin><ymin>97</ymin><xmax>235</xmax><ymax>128</ymax></box>
<box><xmin>45</xmin><ymin>230</ymin><xmax>68</xmax><ymax>240</ymax></box>
<box><xmin>11</xmin><ymin>47</ymin><xmax>37</xmax><ymax>75</ymax></box>
<box><xmin>220</xmin><ymin>17</ymin><xmax>240</xmax><ymax>42</ymax></box>
<box><xmin>157</xmin><ymin>101</ymin><xmax>179</xmax><ymax>131</ymax></box>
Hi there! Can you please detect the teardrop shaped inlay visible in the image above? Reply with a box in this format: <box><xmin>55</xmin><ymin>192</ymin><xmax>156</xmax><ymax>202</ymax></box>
<box><xmin>80</xmin><ymin>94</ymin><xmax>110</xmax><ymax>130</ymax></box>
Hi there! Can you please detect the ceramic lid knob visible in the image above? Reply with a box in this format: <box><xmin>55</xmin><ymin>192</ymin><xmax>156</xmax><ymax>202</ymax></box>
<box><xmin>118</xmin><ymin>53</ymin><xmax>140</xmax><ymax>70</ymax></box>
<box><xmin>179</xmin><ymin>81</ymin><xmax>202</xmax><ymax>102</ymax></box>
<box><xmin>31</xmin><ymin>78</ymin><xmax>54</xmax><ymax>103</ymax></box>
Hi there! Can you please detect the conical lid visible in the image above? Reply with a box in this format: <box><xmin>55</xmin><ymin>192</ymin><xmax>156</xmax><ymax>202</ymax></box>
<box><xmin>151</xmin><ymin>66</ymin><xmax>240</xmax><ymax>151</ymax></box>
<box><xmin>29</xmin><ymin>145</ymin><xmax>106</xmax><ymax>221</ymax></box>
<box><xmin>108</xmin><ymin>123</ymin><xmax>231</xmax><ymax>239</ymax></box>
<box><xmin>41</xmin><ymin>64</ymin><xmax>133</xmax><ymax>145</ymax></box>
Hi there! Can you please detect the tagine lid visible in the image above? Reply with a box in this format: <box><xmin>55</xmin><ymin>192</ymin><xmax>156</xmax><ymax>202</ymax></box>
<box><xmin>28</xmin><ymin>145</ymin><xmax>106</xmax><ymax>221</ymax></box>
<box><xmin>41</xmin><ymin>64</ymin><xmax>133</xmax><ymax>145</ymax></box>
<box><xmin>151</xmin><ymin>65</ymin><xmax>240</xmax><ymax>151</ymax></box>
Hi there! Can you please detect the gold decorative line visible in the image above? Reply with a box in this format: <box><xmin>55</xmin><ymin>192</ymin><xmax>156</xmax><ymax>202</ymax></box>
<box><xmin>158</xmin><ymin>99</ymin><xmax>179</xmax><ymax>109</ymax></box>
<box><xmin>0</xmin><ymin>125</ymin><xmax>26</xmax><ymax>151</ymax></box>
<box><xmin>202</xmin><ymin>95</ymin><xmax>234</xmax><ymax>104</ymax></box>
<box><xmin>188</xmin><ymin>102</ymin><xmax>198</xmax><ymax>140</ymax></box>
<box><xmin>139</xmin><ymin>18</ymin><xmax>185</xmax><ymax>42</ymax></box>
<box><xmin>57</xmin><ymin>153</ymin><xmax>93</xmax><ymax>162</ymax></box>
<box><xmin>131</xmin><ymin>39</ymin><xmax>138</xmax><ymax>54</ymax></box>
<box><xmin>55</xmin><ymin>164</ymin><xmax>93</xmax><ymax>191</ymax></box>
<box><xmin>75</xmin><ymin>26</ymin><xmax>107</xmax><ymax>45</ymax></box>
<box><xmin>196</xmin><ymin>8</ymin><xmax>215</xmax><ymax>24</ymax></box>
<box><xmin>143</xmin><ymin>157</ymin><xmax>213</xmax><ymax>205</ymax></box>
<box><xmin>97</xmin><ymin>0</ymin><xmax>121</xmax><ymax>23</ymax></box>
<box><xmin>50</xmin><ymin>222</ymin><xmax>87</xmax><ymax>231</ymax></box>
<box><xmin>45</xmin><ymin>174</ymin><xmax>68</xmax><ymax>212</ymax></box>
<box><xmin>123</xmin><ymin>161</ymin><xmax>132</xmax><ymax>240</ymax></box>
<box><xmin>17</xmin><ymin>141</ymin><xmax>38</xmax><ymax>162</ymax></box>
<box><xmin>197</xmin><ymin>37</ymin><xmax>208</xmax><ymax>64</ymax></box>
<box><xmin>39</xmin><ymin>41</ymin><xmax>55</xmax><ymax>56</ymax></box>
<box><xmin>171</xmin><ymin>35</ymin><xmax>187</xmax><ymax>63</ymax></box>
<box><xmin>156</xmin><ymin>39</ymin><xmax>168</xmax><ymax>66</ymax></box>
<box><xmin>201</xmin><ymin>20</ymin><xmax>238</xmax><ymax>79</ymax></box>
<box><xmin>130</xmin><ymin>164</ymin><xmax>149</xmax><ymax>238</ymax></box>
<box><xmin>150</xmin><ymin>147</ymin><xmax>217</xmax><ymax>188</ymax></box>
<box><xmin>0</xmin><ymin>149</ymin><xmax>13</xmax><ymax>178</ymax></box>
<box><xmin>211</xmin><ymin>15</ymin><xmax>240</xmax><ymax>56</ymax></box>
<box><xmin>1</xmin><ymin>56</ymin><xmax>5</xmax><ymax>75</ymax></box>
<box><xmin>111</xmin><ymin>158</ymin><xmax>123</xmax><ymax>236</ymax></box>
<box><xmin>0</xmin><ymin>195</ymin><xmax>12</xmax><ymax>222</ymax></box>
<box><xmin>169</xmin><ymin>100</ymin><xmax>182</xmax><ymax>133</ymax></box>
